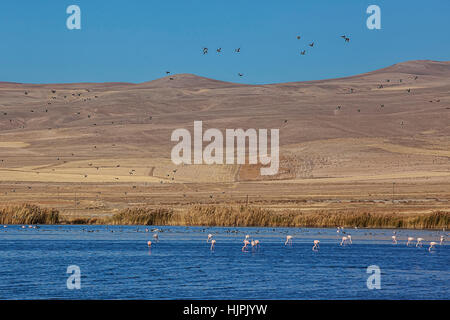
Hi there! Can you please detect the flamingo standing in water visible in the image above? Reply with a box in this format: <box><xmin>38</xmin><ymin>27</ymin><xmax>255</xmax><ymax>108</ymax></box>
<box><xmin>406</xmin><ymin>237</ymin><xmax>414</xmax><ymax>246</ymax></box>
<box><xmin>207</xmin><ymin>234</ymin><xmax>213</xmax><ymax>242</ymax></box>
<box><xmin>242</xmin><ymin>240</ymin><xmax>250</xmax><ymax>252</ymax></box>
<box><xmin>285</xmin><ymin>235</ymin><xmax>293</xmax><ymax>246</ymax></box>
<box><xmin>416</xmin><ymin>238</ymin><xmax>424</xmax><ymax>247</ymax></box>
<box><xmin>312</xmin><ymin>240</ymin><xmax>320</xmax><ymax>251</ymax></box>
<box><xmin>153</xmin><ymin>233</ymin><xmax>159</xmax><ymax>242</ymax></box>
<box><xmin>429</xmin><ymin>242</ymin><xmax>437</xmax><ymax>252</ymax></box>
<box><xmin>347</xmin><ymin>235</ymin><xmax>352</xmax><ymax>244</ymax></box>
<box><xmin>254</xmin><ymin>240</ymin><xmax>260</xmax><ymax>249</ymax></box>
<box><xmin>392</xmin><ymin>235</ymin><xmax>397</xmax><ymax>244</ymax></box>
<box><xmin>147</xmin><ymin>241</ymin><xmax>152</xmax><ymax>248</ymax></box>
<box><xmin>440</xmin><ymin>235</ymin><xmax>445</xmax><ymax>245</ymax></box>
<box><xmin>340</xmin><ymin>236</ymin><xmax>349</xmax><ymax>246</ymax></box>
<box><xmin>210</xmin><ymin>239</ymin><xmax>216</xmax><ymax>251</ymax></box>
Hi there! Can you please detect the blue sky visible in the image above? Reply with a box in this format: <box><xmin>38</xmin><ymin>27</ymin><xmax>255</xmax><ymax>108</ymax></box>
<box><xmin>0</xmin><ymin>0</ymin><xmax>449</xmax><ymax>84</ymax></box>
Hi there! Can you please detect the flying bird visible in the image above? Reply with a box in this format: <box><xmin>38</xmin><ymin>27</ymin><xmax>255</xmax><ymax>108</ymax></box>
<box><xmin>300</xmin><ymin>50</ymin><xmax>306</xmax><ymax>55</ymax></box>
<box><xmin>309</xmin><ymin>42</ymin><xmax>314</xmax><ymax>47</ymax></box>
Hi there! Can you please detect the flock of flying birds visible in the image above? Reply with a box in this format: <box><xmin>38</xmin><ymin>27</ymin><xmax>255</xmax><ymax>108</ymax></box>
<box><xmin>165</xmin><ymin>34</ymin><xmax>351</xmax><ymax>78</ymax></box>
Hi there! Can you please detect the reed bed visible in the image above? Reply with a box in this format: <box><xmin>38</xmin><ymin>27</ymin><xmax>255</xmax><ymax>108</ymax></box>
<box><xmin>108</xmin><ymin>208</ymin><xmax>174</xmax><ymax>225</ymax></box>
<box><xmin>104</xmin><ymin>205</ymin><xmax>450</xmax><ymax>229</ymax></box>
<box><xmin>0</xmin><ymin>204</ymin><xmax>60</xmax><ymax>224</ymax></box>
<box><xmin>2</xmin><ymin>204</ymin><xmax>448</xmax><ymax>229</ymax></box>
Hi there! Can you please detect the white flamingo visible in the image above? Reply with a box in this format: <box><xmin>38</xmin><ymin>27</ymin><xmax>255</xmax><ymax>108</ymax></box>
<box><xmin>347</xmin><ymin>235</ymin><xmax>352</xmax><ymax>244</ymax></box>
<box><xmin>392</xmin><ymin>235</ymin><xmax>397</xmax><ymax>244</ymax></box>
<box><xmin>285</xmin><ymin>235</ymin><xmax>293</xmax><ymax>246</ymax></box>
<box><xmin>210</xmin><ymin>239</ymin><xmax>216</xmax><ymax>251</ymax></box>
<box><xmin>406</xmin><ymin>237</ymin><xmax>414</xmax><ymax>246</ymax></box>
<box><xmin>416</xmin><ymin>238</ymin><xmax>424</xmax><ymax>247</ymax></box>
<box><xmin>340</xmin><ymin>236</ymin><xmax>349</xmax><ymax>246</ymax></box>
<box><xmin>153</xmin><ymin>233</ymin><xmax>159</xmax><ymax>242</ymax></box>
<box><xmin>440</xmin><ymin>235</ymin><xmax>445</xmax><ymax>245</ymax></box>
<box><xmin>312</xmin><ymin>240</ymin><xmax>320</xmax><ymax>251</ymax></box>
<box><xmin>207</xmin><ymin>234</ymin><xmax>213</xmax><ymax>243</ymax></box>
<box><xmin>429</xmin><ymin>242</ymin><xmax>437</xmax><ymax>252</ymax></box>
<box><xmin>254</xmin><ymin>240</ymin><xmax>260</xmax><ymax>249</ymax></box>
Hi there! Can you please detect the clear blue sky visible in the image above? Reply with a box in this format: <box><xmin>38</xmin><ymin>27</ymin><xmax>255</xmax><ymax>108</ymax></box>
<box><xmin>0</xmin><ymin>0</ymin><xmax>449</xmax><ymax>84</ymax></box>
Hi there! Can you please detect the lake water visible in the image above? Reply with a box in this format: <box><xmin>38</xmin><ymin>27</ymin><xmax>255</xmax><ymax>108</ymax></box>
<box><xmin>0</xmin><ymin>225</ymin><xmax>448</xmax><ymax>299</ymax></box>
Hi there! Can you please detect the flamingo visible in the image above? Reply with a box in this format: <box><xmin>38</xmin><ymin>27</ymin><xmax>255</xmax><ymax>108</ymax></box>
<box><xmin>406</xmin><ymin>237</ymin><xmax>414</xmax><ymax>246</ymax></box>
<box><xmin>416</xmin><ymin>238</ymin><xmax>424</xmax><ymax>247</ymax></box>
<box><xmin>440</xmin><ymin>235</ymin><xmax>445</xmax><ymax>245</ymax></box>
<box><xmin>153</xmin><ymin>233</ymin><xmax>159</xmax><ymax>242</ymax></box>
<box><xmin>340</xmin><ymin>236</ymin><xmax>349</xmax><ymax>246</ymax></box>
<box><xmin>254</xmin><ymin>240</ymin><xmax>260</xmax><ymax>249</ymax></box>
<box><xmin>147</xmin><ymin>241</ymin><xmax>152</xmax><ymax>247</ymax></box>
<box><xmin>312</xmin><ymin>240</ymin><xmax>320</xmax><ymax>251</ymax></box>
<box><xmin>392</xmin><ymin>235</ymin><xmax>397</xmax><ymax>244</ymax></box>
<box><xmin>210</xmin><ymin>239</ymin><xmax>216</xmax><ymax>251</ymax></box>
<box><xmin>207</xmin><ymin>234</ymin><xmax>213</xmax><ymax>243</ymax></box>
<box><xmin>429</xmin><ymin>242</ymin><xmax>437</xmax><ymax>252</ymax></box>
<box><xmin>347</xmin><ymin>235</ymin><xmax>352</xmax><ymax>244</ymax></box>
<box><xmin>244</xmin><ymin>234</ymin><xmax>250</xmax><ymax>241</ymax></box>
<box><xmin>242</xmin><ymin>240</ymin><xmax>250</xmax><ymax>252</ymax></box>
<box><xmin>285</xmin><ymin>235</ymin><xmax>293</xmax><ymax>246</ymax></box>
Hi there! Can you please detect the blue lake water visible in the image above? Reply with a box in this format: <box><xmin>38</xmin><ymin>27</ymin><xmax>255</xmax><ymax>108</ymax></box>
<box><xmin>0</xmin><ymin>225</ymin><xmax>448</xmax><ymax>299</ymax></box>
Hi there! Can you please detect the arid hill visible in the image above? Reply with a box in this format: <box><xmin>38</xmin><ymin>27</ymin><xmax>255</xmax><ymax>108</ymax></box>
<box><xmin>0</xmin><ymin>60</ymin><xmax>449</xmax><ymax>219</ymax></box>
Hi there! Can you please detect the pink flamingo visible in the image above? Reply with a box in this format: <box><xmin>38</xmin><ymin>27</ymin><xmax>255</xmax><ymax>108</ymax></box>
<box><xmin>147</xmin><ymin>241</ymin><xmax>152</xmax><ymax>247</ymax></box>
<box><xmin>429</xmin><ymin>242</ymin><xmax>437</xmax><ymax>252</ymax></box>
<box><xmin>285</xmin><ymin>235</ymin><xmax>293</xmax><ymax>246</ymax></box>
<box><xmin>340</xmin><ymin>236</ymin><xmax>349</xmax><ymax>246</ymax></box>
<box><xmin>416</xmin><ymin>238</ymin><xmax>424</xmax><ymax>247</ymax></box>
<box><xmin>347</xmin><ymin>235</ymin><xmax>352</xmax><ymax>244</ymax></box>
<box><xmin>210</xmin><ymin>239</ymin><xmax>216</xmax><ymax>251</ymax></box>
<box><xmin>312</xmin><ymin>240</ymin><xmax>320</xmax><ymax>251</ymax></box>
<box><xmin>242</xmin><ymin>240</ymin><xmax>250</xmax><ymax>252</ymax></box>
<box><xmin>254</xmin><ymin>240</ymin><xmax>260</xmax><ymax>249</ymax></box>
<box><xmin>406</xmin><ymin>237</ymin><xmax>414</xmax><ymax>246</ymax></box>
<box><xmin>392</xmin><ymin>235</ymin><xmax>397</xmax><ymax>244</ymax></box>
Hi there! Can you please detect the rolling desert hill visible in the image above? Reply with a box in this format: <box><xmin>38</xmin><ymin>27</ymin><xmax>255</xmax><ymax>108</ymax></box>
<box><xmin>0</xmin><ymin>60</ymin><xmax>449</xmax><ymax>218</ymax></box>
